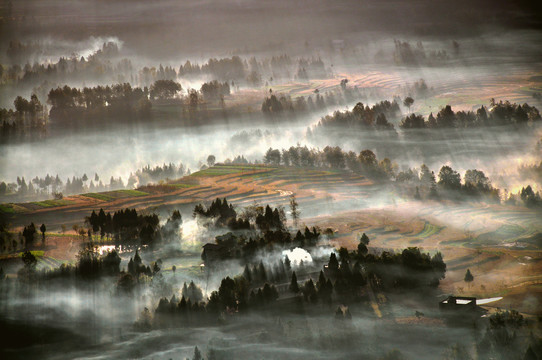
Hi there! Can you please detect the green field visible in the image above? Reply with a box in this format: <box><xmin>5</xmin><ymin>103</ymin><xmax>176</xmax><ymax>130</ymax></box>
<box><xmin>411</xmin><ymin>221</ymin><xmax>445</xmax><ymax>239</ymax></box>
<box><xmin>191</xmin><ymin>164</ymin><xmax>276</xmax><ymax>177</ymax></box>
<box><xmin>31</xmin><ymin>199</ymin><xmax>75</xmax><ymax>208</ymax></box>
<box><xmin>113</xmin><ymin>189</ymin><xmax>149</xmax><ymax>197</ymax></box>
<box><xmin>169</xmin><ymin>183</ymin><xmax>198</xmax><ymax>189</ymax></box>
<box><xmin>82</xmin><ymin>193</ymin><xmax>115</xmax><ymax>201</ymax></box>
<box><xmin>0</xmin><ymin>204</ymin><xmax>15</xmax><ymax>214</ymax></box>
<box><xmin>17</xmin><ymin>250</ymin><xmax>44</xmax><ymax>257</ymax></box>
<box><xmin>82</xmin><ymin>189</ymin><xmax>149</xmax><ymax>202</ymax></box>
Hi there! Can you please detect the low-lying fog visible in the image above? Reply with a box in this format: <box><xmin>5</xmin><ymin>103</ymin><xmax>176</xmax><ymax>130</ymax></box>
<box><xmin>1</xmin><ymin>113</ymin><xmax>540</xmax><ymax>193</ymax></box>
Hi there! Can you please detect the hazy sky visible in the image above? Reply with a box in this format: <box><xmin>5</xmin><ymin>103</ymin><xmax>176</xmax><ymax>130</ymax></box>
<box><xmin>3</xmin><ymin>0</ymin><xmax>542</xmax><ymax>60</ymax></box>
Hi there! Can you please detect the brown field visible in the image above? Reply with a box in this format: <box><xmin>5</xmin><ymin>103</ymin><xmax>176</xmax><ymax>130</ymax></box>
<box><xmin>307</xmin><ymin>201</ymin><xmax>542</xmax><ymax>316</ymax></box>
<box><xmin>174</xmin><ymin>65</ymin><xmax>542</xmax><ymax>119</ymax></box>
<box><xmin>246</xmin><ymin>66</ymin><xmax>542</xmax><ymax>114</ymax></box>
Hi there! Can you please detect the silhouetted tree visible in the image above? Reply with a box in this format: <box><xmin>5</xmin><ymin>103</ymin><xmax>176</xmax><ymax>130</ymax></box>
<box><xmin>39</xmin><ymin>223</ymin><xmax>46</xmax><ymax>244</ymax></box>
<box><xmin>360</xmin><ymin>233</ymin><xmax>370</xmax><ymax>245</ymax></box>
<box><xmin>438</xmin><ymin>165</ymin><xmax>461</xmax><ymax>191</ymax></box>
<box><xmin>328</xmin><ymin>253</ymin><xmax>339</xmax><ymax>273</ymax></box>
<box><xmin>22</xmin><ymin>223</ymin><xmax>36</xmax><ymax>247</ymax></box>
<box><xmin>289</xmin><ymin>271</ymin><xmax>300</xmax><ymax>293</ymax></box>
<box><xmin>358</xmin><ymin>241</ymin><xmax>368</xmax><ymax>256</ymax></box>
<box><xmin>193</xmin><ymin>346</ymin><xmax>202</xmax><ymax>360</ymax></box>
<box><xmin>464</xmin><ymin>269</ymin><xmax>474</xmax><ymax>284</ymax></box>
<box><xmin>289</xmin><ymin>194</ymin><xmax>300</xmax><ymax>227</ymax></box>
<box><xmin>400</xmin><ymin>113</ymin><xmax>425</xmax><ymax>129</ymax></box>
<box><xmin>150</xmin><ymin>80</ymin><xmax>182</xmax><ymax>100</ymax></box>
<box><xmin>403</xmin><ymin>97</ymin><xmax>414</xmax><ymax>112</ymax></box>
<box><xmin>207</xmin><ymin>155</ymin><xmax>216</xmax><ymax>167</ymax></box>
<box><xmin>284</xmin><ymin>255</ymin><xmax>291</xmax><ymax>272</ymax></box>
<box><xmin>21</xmin><ymin>250</ymin><xmax>37</xmax><ymax>269</ymax></box>
<box><xmin>264</xmin><ymin>148</ymin><xmax>281</xmax><ymax>165</ymax></box>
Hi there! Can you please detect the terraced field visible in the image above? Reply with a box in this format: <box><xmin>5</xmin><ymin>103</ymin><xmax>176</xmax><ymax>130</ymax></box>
<box><xmin>308</xmin><ymin>199</ymin><xmax>542</xmax><ymax>315</ymax></box>
<box><xmin>264</xmin><ymin>66</ymin><xmax>541</xmax><ymax>116</ymax></box>
<box><xmin>1</xmin><ymin>164</ymin><xmax>541</xmax><ymax>314</ymax></box>
<box><xmin>0</xmin><ymin>165</ymin><xmax>373</xmax><ymax>229</ymax></box>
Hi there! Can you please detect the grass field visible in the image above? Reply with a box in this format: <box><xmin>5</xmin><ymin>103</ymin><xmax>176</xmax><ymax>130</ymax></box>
<box><xmin>191</xmin><ymin>164</ymin><xmax>276</xmax><ymax>177</ymax></box>
<box><xmin>17</xmin><ymin>250</ymin><xmax>44</xmax><ymax>257</ymax></box>
<box><xmin>82</xmin><ymin>193</ymin><xmax>115</xmax><ymax>201</ymax></box>
<box><xmin>0</xmin><ymin>203</ymin><xmax>15</xmax><ymax>214</ymax></box>
<box><xmin>31</xmin><ymin>199</ymin><xmax>75</xmax><ymax>208</ymax></box>
<box><xmin>169</xmin><ymin>183</ymin><xmax>198</xmax><ymax>189</ymax></box>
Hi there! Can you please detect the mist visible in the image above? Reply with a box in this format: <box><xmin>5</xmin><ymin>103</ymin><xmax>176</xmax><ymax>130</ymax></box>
<box><xmin>1</xmin><ymin>0</ymin><xmax>542</xmax><ymax>359</ymax></box>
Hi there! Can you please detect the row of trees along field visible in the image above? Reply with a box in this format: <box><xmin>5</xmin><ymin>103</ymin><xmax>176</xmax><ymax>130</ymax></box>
<box><xmin>263</xmin><ymin>145</ymin><xmax>401</xmax><ymax>179</ymax></box>
<box><xmin>2</xmin><ymin>43</ymin><xmax>329</xmax><ymax>89</ymax></box>
<box><xmin>193</xmin><ymin>198</ymin><xmax>286</xmax><ymax>233</ymax></box>
<box><xmin>399</xmin><ymin>100</ymin><xmax>540</xmax><ymax>128</ymax></box>
<box><xmin>0</xmin><ymin>222</ymin><xmax>46</xmax><ymax>253</ymax></box>
<box><xmin>263</xmin><ymin>144</ymin><xmax>542</xmax><ymax>208</ymax></box>
<box><xmin>151</xmin><ymin>238</ymin><xmax>446</xmax><ymax>328</ymax></box>
<box><xmin>308</xmin><ymin>99</ymin><xmax>401</xmax><ymax>132</ymax></box>
<box><xmin>261</xmin><ymin>84</ymin><xmax>365</xmax><ymax>115</ymax></box>
<box><xmin>308</xmin><ymin>99</ymin><xmax>540</xmax><ymax>135</ymax></box>
<box><xmin>0</xmin><ymin>94</ymin><xmax>47</xmax><ymax>142</ymax></box>
<box><xmin>0</xmin><ymin>162</ymin><xmax>187</xmax><ymax>202</ymax></box>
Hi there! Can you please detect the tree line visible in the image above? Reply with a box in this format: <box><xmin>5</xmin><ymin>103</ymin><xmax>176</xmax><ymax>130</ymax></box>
<box><xmin>264</xmin><ymin>145</ymin><xmax>396</xmax><ymax>180</ymax></box>
<box><xmin>260</xmin><ymin>143</ymin><xmax>542</xmax><ymax>209</ymax></box>
<box><xmin>0</xmin><ymin>162</ymin><xmax>188</xmax><ymax>202</ymax></box>
<box><xmin>47</xmin><ymin>83</ymin><xmax>152</xmax><ymax>122</ymax></box>
<box><xmin>202</xmin><ymin>226</ymin><xmax>320</xmax><ymax>265</ymax></box>
<box><xmin>308</xmin><ymin>99</ymin><xmax>400</xmax><ymax>133</ymax></box>
<box><xmin>261</xmin><ymin>84</ymin><xmax>365</xmax><ymax>116</ymax></box>
<box><xmin>149</xmin><ymin>231</ymin><xmax>446</xmax><ymax>331</ymax></box>
<box><xmin>0</xmin><ymin>94</ymin><xmax>46</xmax><ymax>143</ymax></box>
<box><xmin>1</xmin><ymin>41</ymin><xmax>128</xmax><ymax>87</ymax></box>
<box><xmin>400</xmin><ymin>100</ymin><xmax>540</xmax><ymax>129</ymax></box>
<box><xmin>86</xmin><ymin>208</ymin><xmax>164</xmax><ymax>247</ymax></box>
<box><xmin>397</xmin><ymin>163</ymin><xmax>542</xmax><ymax>208</ymax></box>
<box><xmin>193</xmin><ymin>198</ymin><xmax>286</xmax><ymax>233</ymax></box>
<box><xmin>392</xmin><ymin>40</ymin><xmax>453</xmax><ymax>66</ymax></box>
<box><xmin>178</xmin><ymin>55</ymin><xmax>327</xmax><ymax>84</ymax></box>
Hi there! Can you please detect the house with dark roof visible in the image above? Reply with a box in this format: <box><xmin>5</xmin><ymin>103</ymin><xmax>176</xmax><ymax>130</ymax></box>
<box><xmin>439</xmin><ymin>296</ymin><xmax>487</xmax><ymax>316</ymax></box>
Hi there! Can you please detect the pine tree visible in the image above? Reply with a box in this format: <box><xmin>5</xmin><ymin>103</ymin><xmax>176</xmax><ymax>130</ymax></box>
<box><xmin>360</xmin><ymin>233</ymin><xmax>370</xmax><ymax>245</ymax></box>
<box><xmin>358</xmin><ymin>242</ymin><xmax>368</xmax><ymax>256</ymax></box>
<box><xmin>284</xmin><ymin>255</ymin><xmax>291</xmax><ymax>272</ymax></box>
<box><xmin>128</xmin><ymin>258</ymin><xmax>135</xmax><ymax>275</ymax></box>
<box><xmin>258</xmin><ymin>261</ymin><xmax>267</xmax><ymax>281</ymax></box>
<box><xmin>193</xmin><ymin>346</ymin><xmax>202</xmax><ymax>360</ymax></box>
<box><xmin>464</xmin><ymin>269</ymin><xmax>474</xmax><ymax>284</ymax></box>
<box><xmin>289</xmin><ymin>271</ymin><xmax>300</xmax><ymax>293</ymax></box>
<box><xmin>328</xmin><ymin>253</ymin><xmax>339</xmax><ymax>272</ymax></box>
<box><xmin>243</xmin><ymin>264</ymin><xmax>252</xmax><ymax>282</ymax></box>
<box><xmin>39</xmin><ymin>223</ymin><xmax>46</xmax><ymax>244</ymax></box>
<box><xmin>134</xmin><ymin>249</ymin><xmax>142</xmax><ymax>267</ymax></box>
<box><xmin>289</xmin><ymin>194</ymin><xmax>300</xmax><ymax>228</ymax></box>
